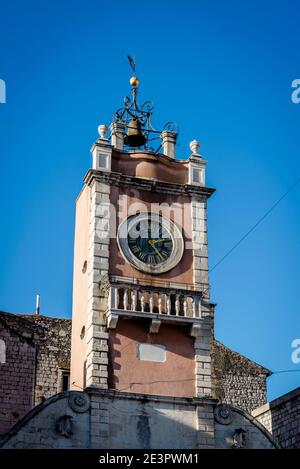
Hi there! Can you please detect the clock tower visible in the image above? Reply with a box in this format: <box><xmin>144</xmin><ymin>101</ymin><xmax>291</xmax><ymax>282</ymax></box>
<box><xmin>70</xmin><ymin>73</ymin><xmax>215</xmax><ymax>404</ymax></box>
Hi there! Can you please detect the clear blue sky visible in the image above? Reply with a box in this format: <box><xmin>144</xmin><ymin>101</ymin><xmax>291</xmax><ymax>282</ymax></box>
<box><xmin>0</xmin><ymin>0</ymin><xmax>299</xmax><ymax>401</ymax></box>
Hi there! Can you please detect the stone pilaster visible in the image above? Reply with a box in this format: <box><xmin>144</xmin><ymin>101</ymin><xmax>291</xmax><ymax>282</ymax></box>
<box><xmin>196</xmin><ymin>402</ymin><xmax>215</xmax><ymax>448</ymax></box>
<box><xmin>193</xmin><ymin>319</ymin><xmax>213</xmax><ymax>398</ymax></box>
<box><xmin>190</xmin><ymin>191</ymin><xmax>213</xmax><ymax>399</ymax></box>
<box><xmin>90</xmin><ymin>393</ymin><xmax>110</xmax><ymax>448</ymax></box>
<box><xmin>86</xmin><ymin>171</ymin><xmax>111</xmax><ymax>388</ymax></box>
<box><xmin>191</xmin><ymin>198</ymin><xmax>209</xmax><ymax>301</ymax></box>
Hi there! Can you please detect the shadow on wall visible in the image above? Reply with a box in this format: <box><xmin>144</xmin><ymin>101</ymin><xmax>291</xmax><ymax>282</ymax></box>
<box><xmin>0</xmin><ymin>390</ymin><xmax>279</xmax><ymax>449</ymax></box>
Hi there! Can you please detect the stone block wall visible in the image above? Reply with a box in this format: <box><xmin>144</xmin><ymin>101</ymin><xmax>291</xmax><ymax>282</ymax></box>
<box><xmin>252</xmin><ymin>387</ymin><xmax>300</xmax><ymax>448</ymax></box>
<box><xmin>0</xmin><ymin>322</ymin><xmax>36</xmax><ymax>434</ymax></box>
<box><xmin>0</xmin><ymin>312</ymin><xmax>71</xmax><ymax>434</ymax></box>
<box><xmin>23</xmin><ymin>316</ymin><xmax>72</xmax><ymax>404</ymax></box>
<box><xmin>212</xmin><ymin>341</ymin><xmax>270</xmax><ymax>413</ymax></box>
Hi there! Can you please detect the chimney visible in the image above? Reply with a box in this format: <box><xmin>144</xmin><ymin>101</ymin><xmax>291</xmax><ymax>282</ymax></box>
<box><xmin>35</xmin><ymin>294</ymin><xmax>40</xmax><ymax>315</ymax></box>
<box><xmin>161</xmin><ymin>131</ymin><xmax>178</xmax><ymax>158</ymax></box>
<box><xmin>110</xmin><ymin>121</ymin><xmax>126</xmax><ymax>150</ymax></box>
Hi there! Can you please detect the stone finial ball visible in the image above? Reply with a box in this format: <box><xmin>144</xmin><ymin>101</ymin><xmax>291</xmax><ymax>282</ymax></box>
<box><xmin>130</xmin><ymin>76</ymin><xmax>140</xmax><ymax>87</ymax></box>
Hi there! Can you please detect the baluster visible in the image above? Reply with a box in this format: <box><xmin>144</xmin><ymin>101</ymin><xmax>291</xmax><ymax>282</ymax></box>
<box><xmin>141</xmin><ymin>290</ymin><xmax>145</xmax><ymax>312</ymax></box>
<box><xmin>124</xmin><ymin>289</ymin><xmax>128</xmax><ymax>310</ymax></box>
<box><xmin>192</xmin><ymin>296</ymin><xmax>197</xmax><ymax>318</ymax></box>
<box><xmin>175</xmin><ymin>294</ymin><xmax>180</xmax><ymax>316</ymax></box>
<box><xmin>158</xmin><ymin>293</ymin><xmax>162</xmax><ymax>315</ymax></box>
<box><xmin>149</xmin><ymin>291</ymin><xmax>154</xmax><ymax>314</ymax></box>
<box><xmin>166</xmin><ymin>294</ymin><xmax>171</xmax><ymax>315</ymax></box>
<box><xmin>132</xmin><ymin>289</ymin><xmax>137</xmax><ymax>312</ymax></box>
<box><xmin>198</xmin><ymin>298</ymin><xmax>202</xmax><ymax>319</ymax></box>
<box><xmin>109</xmin><ymin>286</ymin><xmax>119</xmax><ymax>309</ymax></box>
<box><xmin>183</xmin><ymin>296</ymin><xmax>188</xmax><ymax>317</ymax></box>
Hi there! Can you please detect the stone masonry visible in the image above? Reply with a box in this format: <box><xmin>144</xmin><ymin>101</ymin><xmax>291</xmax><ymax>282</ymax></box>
<box><xmin>212</xmin><ymin>341</ymin><xmax>271</xmax><ymax>413</ymax></box>
<box><xmin>86</xmin><ymin>177</ymin><xmax>111</xmax><ymax>389</ymax></box>
<box><xmin>0</xmin><ymin>310</ymin><xmax>272</xmax><ymax>435</ymax></box>
<box><xmin>0</xmin><ymin>312</ymin><xmax>71</xmax><ymax>434</ymax></box>
<box><xmin>0</xmin><ymin>390</ymin><xmax>278</xmax><ymax>449</ymax></box>
<box><xmin>252</xmin><ymin>387</ymin><xmax>300</xmax><ymax>448</ymax></box>
<box><xmin>23</xmin><ymin>315</ymin><xmax>71</xmax><ymax>404</ymax></box>
<box><xmin>85</xmin><ymin>136</ymin><xmax>114</xmax><ymax>390</ymax></box>
<box><xmin>0</xmin><ymin>315</ymin><xmax>36</xmax><ymax>434</ymax></box>
<box><xmin>191</xmin><ymin>195</ymin><xmax>214</xmax><ymax>401</ymax></box>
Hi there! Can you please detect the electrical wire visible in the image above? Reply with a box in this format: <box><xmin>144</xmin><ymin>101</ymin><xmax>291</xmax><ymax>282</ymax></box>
<box><xmin>209</xmin><ymin>177</ymin><xmax>300</xmax><ymax>275</ymax></box>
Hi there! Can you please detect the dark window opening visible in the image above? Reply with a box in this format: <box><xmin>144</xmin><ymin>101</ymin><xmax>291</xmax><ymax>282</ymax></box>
<box><xmin>62</xmin><ymin>373</ymin><xmax>70</xmax><ymax>392</ymax></box>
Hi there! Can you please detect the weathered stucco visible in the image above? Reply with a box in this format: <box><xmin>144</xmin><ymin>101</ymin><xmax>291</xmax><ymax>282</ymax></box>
<box><xmin>109</xmin><ymin>318</ymin><xmax>195</xmax><ymax>397</ymax></box>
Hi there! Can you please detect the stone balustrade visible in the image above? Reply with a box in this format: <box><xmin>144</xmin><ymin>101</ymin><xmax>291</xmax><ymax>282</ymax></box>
<box><xmin>108</xmin><ymin>283</ymin><xmax>202</xmax><ymax>319</ymax></box>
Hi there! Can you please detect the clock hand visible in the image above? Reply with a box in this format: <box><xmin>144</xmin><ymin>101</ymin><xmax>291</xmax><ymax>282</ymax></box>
<box><xmin>148</xmin><ymin>240</ymin><xmax>164</xmax><ymax>260</ymax></box>
<box><xmin>149</xmin><ymin>238</ymin><xmax>166</xmax><ymax>245</ymax></box>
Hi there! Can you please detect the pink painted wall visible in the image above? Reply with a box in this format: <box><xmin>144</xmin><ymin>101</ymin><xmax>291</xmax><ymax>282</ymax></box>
<box><xmin>70</xmin><ymin>186</ymin><xmax>90</xmax><ymax>391</ymax></box>
<box><xmin>109</xmin><ymin>185</ymin><xmax>194</xmax><ymax>286</ymax></box>
<box><xmin>109</xmin><ymin>318</ymin><xmax>196</xmax><ymax>397</ymax></box>
<box><xmin>111</xmin><ymin>151</ymin><xmax>189</xmax><ymax>185</ymax></box>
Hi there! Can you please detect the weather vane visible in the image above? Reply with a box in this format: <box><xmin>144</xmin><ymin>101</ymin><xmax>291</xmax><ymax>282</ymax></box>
<box><xmin>111</xmin><ymin>55</ymin><xmax>178</xmax><ymax>152</ymax></box>
<box><xmin>127</xmin><ymin>54</ymin><xmax>136</xmax><ymax>74</ymax></box>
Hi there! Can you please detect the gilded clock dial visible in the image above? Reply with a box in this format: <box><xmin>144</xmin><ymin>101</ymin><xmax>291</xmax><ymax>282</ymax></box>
<box><xmin>127</xmin><ymin>218</ymin><xmax>173</xmax><ymax>266</ymax></box>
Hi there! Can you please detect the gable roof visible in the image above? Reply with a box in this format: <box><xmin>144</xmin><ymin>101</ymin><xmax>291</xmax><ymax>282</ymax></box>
<box><xmin>213</xmin><ymin>340</ymin><xmax>272</xmax><ymax>377</ymax></box>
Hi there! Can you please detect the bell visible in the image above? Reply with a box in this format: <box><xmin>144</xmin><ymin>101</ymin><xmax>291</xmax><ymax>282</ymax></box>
<box><xmin>124</xmin><ymin>118</ymin><xmax>146</xmax><ymax>147</ymax></box>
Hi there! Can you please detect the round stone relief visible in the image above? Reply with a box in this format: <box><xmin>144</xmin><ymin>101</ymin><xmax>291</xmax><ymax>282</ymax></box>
<box><xmin>68</xmin><ymin>392</ymin><xmax>90</xmax><ymax>413</ymax></box>
<box><xmin>214</xmin><ymin>404</ymin><xmax>233</xmax><ymax>425</ymax></box>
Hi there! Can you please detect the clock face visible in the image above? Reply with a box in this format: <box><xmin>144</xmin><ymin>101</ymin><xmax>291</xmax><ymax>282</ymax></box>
<box><xmin>117</xmin><ymin>213</ymin><xmax>184</xmax><ymax>274</ymax></box>
<box><xmin>127</xmin><ymin>218</ymin><xmax>173</xmax><ymax>266</ymax></box>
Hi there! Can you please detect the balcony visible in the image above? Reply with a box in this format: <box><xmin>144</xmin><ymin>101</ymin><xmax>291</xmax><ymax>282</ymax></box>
<box><xmin>105</xmin><ymin>280</ymin><xmax>208</xmax><ymax>337</ymax></box>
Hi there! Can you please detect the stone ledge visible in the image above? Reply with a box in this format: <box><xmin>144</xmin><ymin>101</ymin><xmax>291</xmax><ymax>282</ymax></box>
<box><xmin>105</xmin><ymin>308</ymin><xmax>210</xmax><ymax>335</ymax></box>
<box><xmin>252</xmin><ymin>386</ymin><xmax>300</xmax><ymax>417</ymax></box>
<box><xmin>86</xmin><ymin>387</ymin><xmax>218</xmax><ymax>407</ymax></box>
<box><xmin>84</xmin><ymin>169</ymin><xmax>215</xmax><ymax>199</ymax></box>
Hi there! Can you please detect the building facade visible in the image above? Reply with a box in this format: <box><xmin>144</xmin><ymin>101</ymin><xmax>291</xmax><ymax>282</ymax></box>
<box><xmin>0</xmin><ymin>74</ymin><xmax>289</xmax><ymax>449</ymax></box>
<box><xmin>0</xmin><ymin>311</ymin><xmax>270</xmax><ymax>436</ymax></box>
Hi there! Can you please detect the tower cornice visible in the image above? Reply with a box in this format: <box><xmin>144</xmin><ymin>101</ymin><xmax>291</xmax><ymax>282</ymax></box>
<box><xmin>83</xmin><ymin>169</ymin><xmax>215</xmax><ymax>199</ymax></box>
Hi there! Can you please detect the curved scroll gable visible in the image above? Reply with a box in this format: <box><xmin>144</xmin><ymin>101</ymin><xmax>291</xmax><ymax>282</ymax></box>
<box><xmin>0</xmin><ymin>391</ymin><xmax>90</xmax><ymax>449</ymax></box>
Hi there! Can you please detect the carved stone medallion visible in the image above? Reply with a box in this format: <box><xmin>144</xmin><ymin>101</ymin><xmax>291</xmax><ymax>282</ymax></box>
<box><xmin>68</xmin><ymin>392</ymin><xmax>90</xmax><ymax>413</ymax></box>
<box><xmin>214</xmin><ymin>404</ymin><xmax>233</xmax><ymax>425</ymax></box>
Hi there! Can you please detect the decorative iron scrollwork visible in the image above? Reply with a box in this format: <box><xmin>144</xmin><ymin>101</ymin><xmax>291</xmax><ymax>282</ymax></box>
<box><xmin>163</xmin><ymin>121</ymin><xmax>179</xmax><ymax>133</ymax></box>
<box><xmin>112</xmin><ymin>81</ymin><xmax>177</xmax><ymax>152</ymax></box>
